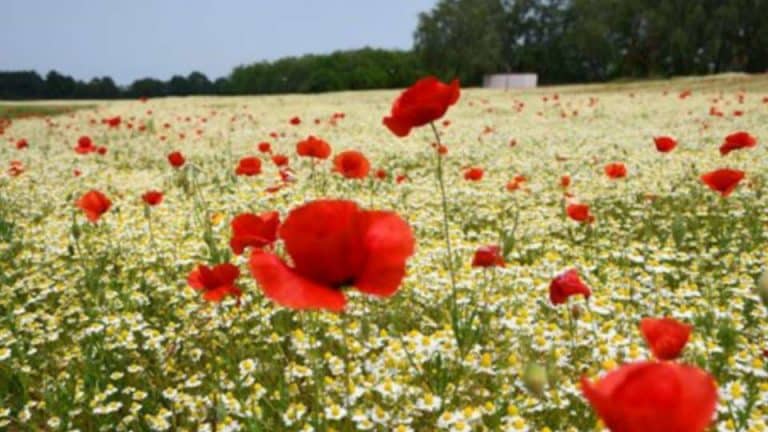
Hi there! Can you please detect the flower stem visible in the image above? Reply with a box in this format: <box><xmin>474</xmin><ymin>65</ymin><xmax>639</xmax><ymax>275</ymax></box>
<box><xmin>429</xmin><ymin>122</ymin><xmax>462</xmax><ymax>352</ymax></box>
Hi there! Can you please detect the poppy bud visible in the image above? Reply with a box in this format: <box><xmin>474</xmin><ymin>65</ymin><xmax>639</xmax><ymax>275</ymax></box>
<box><xmin>523</xmin><ymin>363</ymin><xmax>548</xmax><ymax>396</ymax></box>
<box><xmin>570</xmin><ymin>304</ymin><xmax>583</xmax><ymax>320</ymax></box>
<box><xmin>757</xmin><ymin>269</ymin><xmax>768</xmax><ymax>307</ymax></box>
<box><xmin>71</xmin><ymin>222</ymin><xmax>81</xmax><ymax>239</ymax></box>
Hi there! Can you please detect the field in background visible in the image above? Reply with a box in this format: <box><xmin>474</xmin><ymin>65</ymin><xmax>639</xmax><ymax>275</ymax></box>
<box><xmin>1</xmin><ymin>74</ymin><xmax>766</xmax><ymax>431</ymax></box>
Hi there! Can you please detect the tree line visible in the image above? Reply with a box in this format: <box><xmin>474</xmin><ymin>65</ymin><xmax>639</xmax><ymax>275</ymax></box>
<box><xmin>2</xmin><ymin>0</ymin><xmax>766</xmax><ymax>99</ymax></box>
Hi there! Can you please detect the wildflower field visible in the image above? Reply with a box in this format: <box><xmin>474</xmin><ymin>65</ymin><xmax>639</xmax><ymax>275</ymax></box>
<box><xmin>1</xmin><ymin>73</ymin><xmax>767</xmax><ymax>432</ymax></box>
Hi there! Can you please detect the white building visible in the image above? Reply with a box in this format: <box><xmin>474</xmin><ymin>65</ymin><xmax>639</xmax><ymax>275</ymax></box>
<box><xmin>483</xmin><ymin>73</ymin><xmax>538</xmax><ymax>89</ymax></box>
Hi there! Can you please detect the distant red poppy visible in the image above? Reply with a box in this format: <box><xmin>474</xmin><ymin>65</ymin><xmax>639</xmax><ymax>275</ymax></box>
<box><xmin>15</xmin><ymin>138</ymin><xmax>28</xmax><ymax>149</ymax></box>
<box><xmin>168</xmin><ymin>151</ymin><xmax>185</xmax><ymax>168</ymax></box>
<box><xmin>383</xmin><ymin>76</ymin><xmax>461</xmax><ymax>137</ymax></box>
<box><xmin>700</xmin><ymin>168</ymin><xmax>744</xmax><ymax>197</ymax></box>
<box><xmin>235</xmin><ymin>156</ymin><xmax>262</xmax><ymax>176</ymax></box>
<box><xmin>289</xmin><ymin>116</ymin><xmax>301</xmax><ymax>126</ymax></box>
<box><xmin>604</xmin><ymin>162</ymin><xmax>627</xmax><ymax>179</ymax></box>
<box><xmin>375</xmin><ymin>168</ymin><xmax>387</xmax><ymax>180</ymax></box>
<box><xmin>258</xmin><ymin>142</ymin><xmax>272</xmax><ymax>153</ymax></box>
<box><xmin>249</xmin><ymin>200</ymin><xmax>414</xmax><ymax>311</ymax></box>
<box><xmin>142</xmin><ymin>190</ymin><xmax>163</xmax><ymax>206</ymax></box>
<box><xmin>333</xmin><ymin>150</ymin><xmax>370</xmax><ymax>179</ymax></box>
<box><xmin>549</xmin><ymin>268</ymin><xmax>591</xmax><ymax>305</ymax></box>
<box><xmin>104</xmin><ymin>116</ymin><xmax>121</xmax><ymax>128</ymax></box>
<box><xmin>506</xmin><ymin>180</ymin><xmax>521</xmax><ymax>192</ymax></box>
<box><xmin>463</xmin><ymin>167</ymin><xmax>484</xmax><ymax>181</ymax></box>
<box><xmin>77</xmin><ymin>190</ymin><xmax>112</xmax><ymax>222</ymax></box>
<box><xmin>472</xmin><ymin>245</ymin><xmax>505</xmax><ymax>268</ymax></box>
<box><xmin>296</xmin><ymin>136</ymin><xmax>332</xmax><ymax>159</ymax></box>
<box><xmin>640</xmin><ymin>317</ymin><xmax>692</xmax><ymax>360</ymax></box>
<box><xmin>8</xmin><ymin>160</ymin><xmax>24</xmax><ymax>177</ymax></box>
<box><xmin>396</xmin><ymin>174</ymin><xmax>408</xmax><ymax>184</ymax></box>
<box><xmin>654</xmin><ymin>136</ymin><xmax>677</xmax><ymax>153</ymax></box>
<box><xmin>566</xmin><ymin>203</ymin><xmax>594</xmax><ymax>223</ymax></box>
<box><xmin>560</xmin><ymin>175</ymin><xmax>571</xmax><ymax>188</ymax></box>
<box><xmin>230</xmin><ymin>211</ymin><xmax>280</xmax><ymax>255</ymax></box>
<box><xmin>720</xmin><ymin>131</ymin><xmax>757</xmax><ymax>156</ymax></box>
<box><xmin>187</xmin><ymin>263</ymin><xmax>242</xmax><ymax>302</ymax></box>
<box><xmin>96</xmin><ymin>146</ymin><xmax>108</xmax><ymax>155</ymax></box>
<box><xmin>271</xmin><ymin>154</ymin><xmax>289</xmax><ymax>167</ymax></box>
<box><xmin>582</xmin><ymin>361</ymin><xmax>717</xmax><ymax>432</ymax></box>
<box><xmin>73</xmin><ymin>169</ymin><xmax>82</xmax><ymax>177</ymax></box>
<box><xmin>75</xmin><ymin>136</ymin><xmax>96</xmax><ymax>154</ymax></box>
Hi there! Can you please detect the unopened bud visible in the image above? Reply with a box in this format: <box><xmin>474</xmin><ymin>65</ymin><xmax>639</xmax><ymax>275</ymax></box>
<box><xmin>757</xmin><ymin>269</ymin><xmax>768</xmax><ymax>306</ymax></box>
<box><xmin>523</xmin><ymin>363</ymin><xmax>548</xmax><ymax>396</ymax></box>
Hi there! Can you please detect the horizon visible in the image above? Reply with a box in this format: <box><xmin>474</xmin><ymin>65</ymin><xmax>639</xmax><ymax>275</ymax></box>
<box><xmin>0</xmin><ymin>0</ymin><xmax>437</xmax><ymax>85</ymax></box>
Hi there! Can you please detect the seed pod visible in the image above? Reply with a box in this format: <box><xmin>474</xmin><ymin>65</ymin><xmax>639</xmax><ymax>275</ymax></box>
<box><xmin>523</xmin><ymin>362</ymin><xmax>548</xmax><ymax>396</ymax></box>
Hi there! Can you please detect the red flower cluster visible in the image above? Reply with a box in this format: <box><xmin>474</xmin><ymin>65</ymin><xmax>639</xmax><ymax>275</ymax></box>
<box><xmin>720</xmin><ymin>131</ymin><xmax>757</xmax><ymax>156</ymax></box>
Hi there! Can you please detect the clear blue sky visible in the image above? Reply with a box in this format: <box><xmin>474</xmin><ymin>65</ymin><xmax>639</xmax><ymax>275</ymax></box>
<box><xmin>1</xmin><ymin>0</ymin><xmax>437</xmax><ymax>84</ymax></box>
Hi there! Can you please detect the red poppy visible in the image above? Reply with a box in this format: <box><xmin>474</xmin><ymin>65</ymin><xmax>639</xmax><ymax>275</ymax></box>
<box><xmin>333</xmin><ymin>150</ymin><xmax>370</xmax><ymax>179</ymax></box>
<box><xmin>383</xmin><ymin>76</ymin><xmax>461</xmax><ymax>137</ymax></box>
<box><xmin>700</xmin><ymin>168</ymin><xmax>744</xmax><ymax>197</ymax></box>
<box><xmin>235</xmin><ymin>156</ymin><xmax>262</xmax><ymax>176</ymax></box>
<box><xmin>249</xmin><ymin>200</ymin><xmax>414</xmax><ymax>311</ymax></box>
<box><xmin>549</xmin><ymin>268</ymin><xmax>591</xmax><ymax>305</ymax></box>
<box><xmin>142</xmin><ymin>190</ymin><xmax>163</xmax><ymax>206</ymax></box>
<box><xmin>463</xmin><ymin>167</ymin><xmax>484</xmax><ymax>181</ymax></box>
<box><xmin>566</xmin><ymin>203</ymin><xmax>594</xmax><ymax>223</ymax></box>
<box><xmin>375</xmin><ymin>168</ymin><xmax>387</xmax><ymax>180</ymax></box>
<box><xmin>271</xmin><ymin>154</ymin><xmax>289</xmax><ymax>167</ymax></box>
<box><xmin>604</xmin><ymin>162</ymin><xmax>627</xmax><ymax>179</ymax></box>
<box><xmin>581</xmin><ymin>361</ymin><xmax>717</xmax><ymax>432</ymax></box>
<box><xmin>506</xmin><ymin>180</ymin><xmax>521</xmax><ymax>192</ymax></box>
<box><xmin>104</xmin><ymin>116</ymin><xmax>121</xmax><ymax>128</ymax></box>
<box><xmin>289</xmin><ymin>116</ymin><xmax>301</xmax><ymax>126</ymax></box>
<box><xmin>640</xmin><ymin>317</ymin><xmax>692</xmax><ymax>361</ymax></box>
<box><xmin>168</xmin><ymin>151</ymin><xmax>185</xmax><ymax>168</ymax></box>
<box><xmin>96</xmin><ymin>146</ymin><xmax>108</xmax><ymax>155</ymax></box>
<box><xmin>187</xmin><ymin>263</ymin><xmax>242</xmax><ymax>302</ymax></box>
<box><xmin>396</xmin><ymin>174</ymin><xmax>408</xmax><ymax>184</ymax></box>
<box><xmin>230</xmin><ymin>211</ymin><xmax>280</xmax><ymax>255</ymax></box>
<box><xmin>15</xmin><ymin>138</ymin><xmax>28</xmax><ymax>149</ymax></box>
<box><xmin>75</xmin><ymin>136</ymin><xmax>96</xmax><ymax>154</ymax></box>
<box><xmin>654</xmin><ymin>136</ymin><xmax>677</xmax><ymax>153</ymax></box>
<box><xmin>560</xmin><ymin>175</ymin><xmax>571</xmax><ymax>188</ymax></box>
<box><xmin>296</xmin><ymin>136</ymin><xmax>331</xmax><ymax>159</ymax></box>
<box><xmin>472</xmin><ymin>245</ymin><xmax>505</xmax><ymax>268</ymax></box>
<box><xmin>257</xmin><ymin>142</ymin><xmax>272</xmax><ymax>153</ymax></box>
<box><xmin>8</xmin><ymin>160</ymin><xmax>24</xmax><ymax>177</ymax></box>
<box><xmin>77</xmin><ymin>190</ymin><xmax>112</xmax><ymax>222</ymax></box>
<box><xmin>720</xmin><ymin>131</ymin><xmax>757</xmax><ymax>156</ymax></box>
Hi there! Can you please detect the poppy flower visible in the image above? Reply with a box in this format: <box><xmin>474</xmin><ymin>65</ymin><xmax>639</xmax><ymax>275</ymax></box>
<box><xmin>566</xmin><ymin>203</ymin><xmax>594</xmax><ymax>223</ymax></box>
<box><xmin>560</xmin><ymin>175</ymin><xmax>571</xmax><ymax>188</ymax></box>
<box><xmin>8</xmin><ymin>160</ymin><xmax>24</xmax><ymax>177</ymax></box>
<box><xmin>15</xmin><ymin>138</ymin><xmax>28</xmax><ymax>149</ymax></box>
<box><xmin>77</xmin><ymin>190</ymin><xmax>112</xmax><ymax>222</ymax></box>
<box><xmin>640</xmin><ymin>317</ymin><xmax>692</xmax><ymax>361</ymax></box>
<box><xmin>506</xmin><ymin>180</ymin><xmax>521</xmax><ymax>192</ymax></box>
<box><xmin>463</xmin><ymin>167</ymin><xmax>484</xmax><ymax>181</ymax></box>
<box><xmin>333</xmin><ymin>150</ymin><xmax>370</xmax><ymax>179</ymax></box>
<box><xmin>375</xmin><ymin>169</ymin><xmax>387</xmax><ymax>180</ymax></box>
<box><xmin>230</xmin><ymin>211</ymin><xmax>280</xmax><ymax>255</ymax></box>
<box><xmin>549</xmin><ymin>268</ymin><xmax>591</xmax><ymax>305</ymax></box>
<box><xmin>296</xmin><ymin>136</ymin><xmax>331</xmax><ymax>159</ymax></box>
<box><xmin>104</xmin><ymin>116</ymin><xmax>121</xmax><ymax>128</ymax></box>
<box><xmin>249</xmin><ymin>200</ymin><xmax>414</xmax><ymax>312</ymax></box>
<box><xmin>720</xmin><ymin>131</ymin><xmax>757</xmax><ymax>156</ymax></box>
<box><xmin>235</xmin><ymin>156</ymin><xmax>262</xmax><ymax>176</ymax></box>
<box><xmin>96</xmin><ymin>146</ymin><xmax>108</xmax><ymax>155</ymax></box>
<box><xmin>654</xmin><ymin>136</ymin><xmax>677</xmax><ymax>153</ymax></box>
<box><xmin>396</xmin><ymin>174</ymin><xmax>408</xmax><ymax>184</ymax></box>
<box><xmin>271</xmin><ymin>154</ymin><xmax>289</xmax><ymax>167</ymax></box>
<box><xmin>187</xmin><ymin>263</ymin><xmax>242</xmax><ymax>302</ymax></box>
<box><xmin>604</xmin><ymin>162</ymin><xmax>627</xmax><ymax>179</ymax></box>
<box><xmin>472</xmin><ymin>245</ymin><xmax>505</xmax><ymax>268</ymax></box>
<box><xmin>168</xmin><ymin>151</ymin><xmax>185</xmax><ymax>168</ymax></box>
<box><xmin>289</xmin><ymin>116</ymin><xmax>301</xmax><ymax>125</ymax></box>
<box><xmin>142</xmin><ymin>190</ymin><xmax>163</xmax><ymax>206</ymax></box>
<box><xmin>581</xmin><ymin>361</ymin><xmax>717</xmax><ymax>432</ymax></box>
<box><xmin>383</xmin><ymin>76</ymin><xmax>461</xmax><ymax>137</ymax></box>
<box><xmin>257</xmin><ymin>142</ymin><xmax>272</xmax><ymax>153</ymax></box>
<box><xmin>700</xmin><ymin>168</ymin><xmax>744</xmax><ymax>197</ymax></box>
<box><xmin>75</xmin><ymin>136</ymin><xmax>96</xmax><ymax>154</ymax></box>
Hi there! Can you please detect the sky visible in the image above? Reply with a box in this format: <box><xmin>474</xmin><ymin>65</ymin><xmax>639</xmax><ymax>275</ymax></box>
<box><xmin>1</xmin><ymin>0</ymin><xmax>437</xmax><ymax>85</ymax></box>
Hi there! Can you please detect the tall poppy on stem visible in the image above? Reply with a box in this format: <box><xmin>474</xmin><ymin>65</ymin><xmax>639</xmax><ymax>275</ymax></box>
<box><xmin>249</xmin><ymin>200</ymin><xmax>414</xmax><ymax>311</ymax></box>
<box><xmin>77</xmin><ymin>190</ymin><xmax>111</xmax><ymax>223</ymax></box>
<box><xmin>333</xmin><ymin>150</ymin><xmax>370</xmax><ymax>179</ymax></box>
<box><xmin>700</xmin><ymin>168</ymin><xmax>744</xmax><ymax>197</ymax></box>
<box><xmin>383</xmin><ymin>76</ymin><xmax>465</xmax><ymax>351</ymax></box>
<box><xmin>141</xmin><ymin>190</ymin><xmax>163</xmax><ymax>246</ymax></box>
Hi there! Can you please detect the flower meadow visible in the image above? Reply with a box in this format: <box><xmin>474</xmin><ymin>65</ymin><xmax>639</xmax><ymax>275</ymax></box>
<box><xmin>1</xmin><ymin>74</ymin><xmax>767</xmax><ymax>432</ymax></box>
